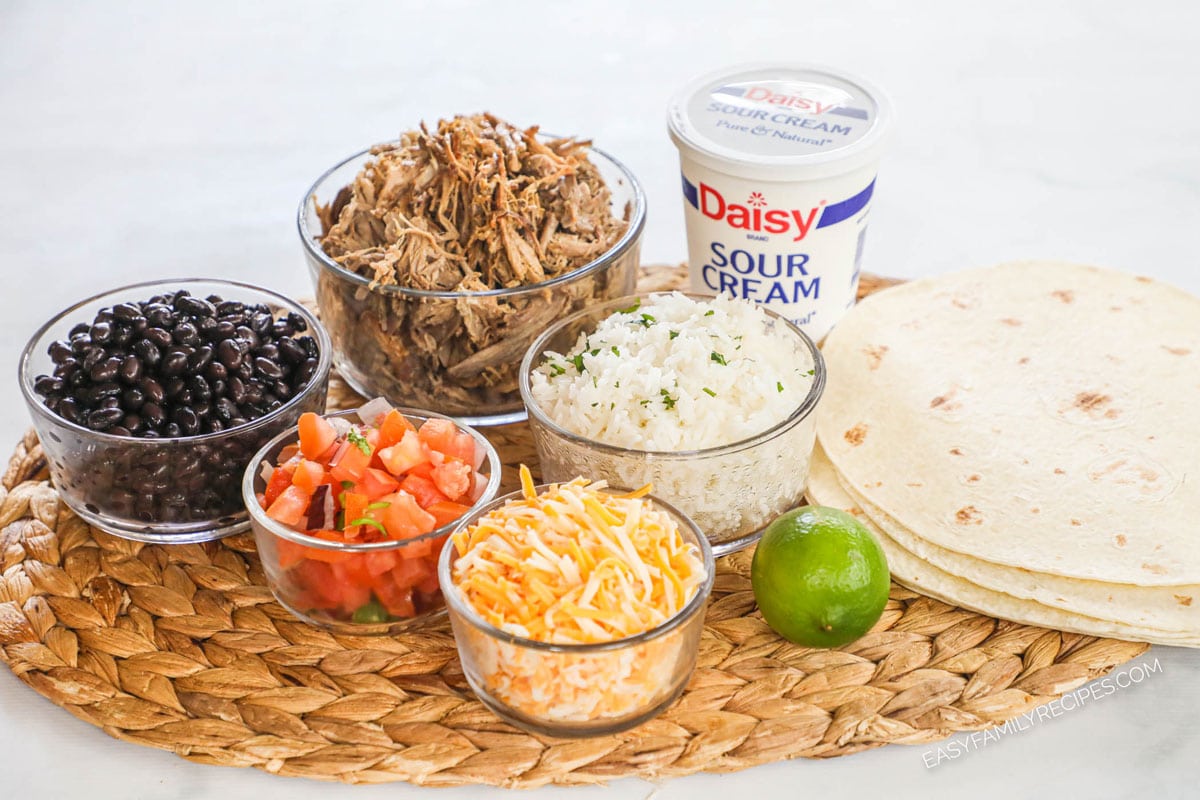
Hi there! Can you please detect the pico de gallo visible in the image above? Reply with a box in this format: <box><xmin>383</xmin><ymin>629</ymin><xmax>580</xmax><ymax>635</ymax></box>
<box><xmin>255</xmin><ymin>399</ymin><xmax>491</xmax><ymax>623</ymax></box>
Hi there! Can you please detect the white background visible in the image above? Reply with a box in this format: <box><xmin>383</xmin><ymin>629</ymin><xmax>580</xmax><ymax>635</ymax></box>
<box><xmin>1</xmin><ymin>1</ymin><xmax>1197</xmax><ymax>797</ymax></box>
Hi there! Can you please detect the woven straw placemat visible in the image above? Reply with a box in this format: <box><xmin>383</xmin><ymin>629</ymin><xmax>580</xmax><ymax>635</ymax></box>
<box><xmin>0</xmin><ymin>267</ymin><xmax>1149</xmax><ymax>787</ymax></box>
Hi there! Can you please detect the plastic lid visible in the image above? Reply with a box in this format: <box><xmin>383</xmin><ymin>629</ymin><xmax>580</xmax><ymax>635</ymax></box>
<box><xmin>668</xmin><ymin>63</ymin><xmax>893</xmax><ymax>181</ymax></box>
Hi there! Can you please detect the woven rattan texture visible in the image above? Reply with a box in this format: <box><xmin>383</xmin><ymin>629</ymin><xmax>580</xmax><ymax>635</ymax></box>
<box><xmin>0</xmin><ymin>267</ymin><xmax>1149</xmax><ymax>786</ymax></box>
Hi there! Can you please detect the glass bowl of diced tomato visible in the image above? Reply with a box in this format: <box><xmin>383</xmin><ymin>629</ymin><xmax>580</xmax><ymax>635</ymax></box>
<box><xmin>242</xmin><ymin>399</ymin><xmax>501</xmax><ymax>633</ymax></box>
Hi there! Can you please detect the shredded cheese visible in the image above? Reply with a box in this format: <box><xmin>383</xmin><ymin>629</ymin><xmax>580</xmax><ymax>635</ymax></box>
<box><xmin>449</xmin><ymin>465</ymin><xmax>708</xmax><ymax>721</ymax></box>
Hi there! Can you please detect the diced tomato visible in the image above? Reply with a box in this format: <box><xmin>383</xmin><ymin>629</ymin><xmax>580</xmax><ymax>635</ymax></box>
<box><xmin>364</xmin><ymin>549</ymin><xmax>399</xmax><ymax>577</ymax></box>
<box><xmin>358</xmin><ymin>467</ymin><xmax>400</xmax><ymax>500</ymax></box>
<box><xmin>287</xmin><ymin>559</ymin><xmax>342</xmax><ymax>609</ymax></box>
<box><xmin>329</xmin><ymin>439</ymin><xmax>373</xmax><ymax>483</ymax></box>
<box><xmin>399</xmin><ymin>473</ymin><xmax>448</xmax><ymax>509</ymax></box>
<box><xmin>329</xmin><ymin>560</ymin><xmax>372</xmax><ymax>610</ymax></box>
<box><xmin>263</xmin><ymin>463</ymin><xmax>296</xmax><ymax>507</ymax></box>
<box><xmin>372</xmin><ymin>576</ymin><xmax>415</xmax><ymax>618</ymax></box>
<box><xmin>382</xmin><ymin>491</ymin><xmax>437</xmax><ymax>540</ymax></box>
<box><xmin>378</xmin><ymin>409</ymin><xmax>416</xmax><ymax>448</ymax></box>
<box><xmin>418</xmin><ymin>418</ymin><xmax>475</xmax><ymax>465</ymax></box>
<box><xmin>267</xmin><ymin>484</ymin><xmax>310</xmax><ymax>526</ymax></box>
<box><xmin>391</xmin><ymin>554</ymin><xmax>433</xmax><ymax>588</ymax></box>
<box><xmin>426</xmin><ymin>500</ymin><xmax>471</xmax><ymax>527</ymax></box>
<box><xmin>278</xmin><ymin>443</ymin><xmax>301</xmax><ymax>463</ymax></box>
<box><xmin>431</xmin><ymin>459</ymin><xmax>472</xmax><ymax>502</ymax></box>
<box><xmin>407</xmin><ymin>460</ymin><xmax>435</xmax><ymax>480</ymax></box>
<box><xmin>417</xmin><ymin>566</ymin><xmax>441</xmax><ymax>595</ymax></box>
<box><xmin>298</xmin><ymin>412</ymin><xmax>338</xmax><ymax>460</ymax></box>
<box><xmin>377</xmin><ymin>430</ymin><xmax>429</xmax><ymax>476</ymax></box>
<box><xmin>342</xmin><ymin>492</ymin><xmax>369</xmax><ymax>538</ymax></box>
<box><xmin>291</xmin><ymin>459</ymin><xmax>327</xmax><ymax>495</ymax></box>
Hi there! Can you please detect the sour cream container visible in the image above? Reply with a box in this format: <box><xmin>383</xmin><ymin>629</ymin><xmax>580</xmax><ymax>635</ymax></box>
<box><xmin>668</xmin><ymin>64</ymin><xmax>893</xmax><ymax>340</ymax></box>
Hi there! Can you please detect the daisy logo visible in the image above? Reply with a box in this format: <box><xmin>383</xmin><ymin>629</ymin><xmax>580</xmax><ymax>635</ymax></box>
<box><xmin>747</xmin><ymin>192</ymin><xmax>767</xmax><ymax>208</ymax></box>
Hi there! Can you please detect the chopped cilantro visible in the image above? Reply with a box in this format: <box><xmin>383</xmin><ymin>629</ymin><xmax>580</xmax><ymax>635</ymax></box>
<box><xmin>710</xmin><ymin>351</ymin><xmax>727</xmax><ymax>366</ymax></box>
<box><xmin>777</xmin><ymin>381</ymin><xmax>784</xmax><ymax>393</ymax></box>
<box><xmin>618</xmin><ymin>299</ymin><xmax>641</xmax><ymax>314</ymax></box>
<box><xmin>591</xmin><ymin>402</ymin><xmax>599</xmax><ymax>407</ymax></box>
<box><xmin>660</xmin><ymin>389</ymin><xmax>677</xmax><ymax>410</ymax></box>
<box><xmin>638</xmin><ymin>313</ymin><xmax>657</xmax><ymax>327</ymax></box>
<box><xmin>571</xmin><ymin>353</ymin><xmax>586</xmax><ymax>373</ymax></box>
<box><xmin>702</xmin><ymin>387</ymin><xmax>717</xmax><ymax>397</ymax></box>
<box><xmin>805</xmin><ymin>368</ymin><xmax>815</xmax><ymax>376</ymax></box>
<box><xmin>704</xmin><ymin>309</ymin><xmax>715</xmax><ymax>317</ymax></box>
<box><xmin>611</xmin><ymin>345</ymin><xmax>620</xmax><ymax>356</ymax></box>
<box><xmin>346</xmin><ymin>427</ymin><xmax>372</xmax><ymax>455</ymax></box>
<box><xmin>340</xmin><ymin>480</ymin><xmax>354</xmax><ymax>490</ymax></box>
<box><xmin>669</xmin><ymin>330</ymin><xmax>679</xmax><ymax>340</ymax></box>
<box><xmin>548</xmin><ymin>361</ymin><xmax>566</xmax><ymax>376</ymax></box>
<box><xmin>589</xmin><ymin>348</ymin><xmax>600</xmax><ymax>357</ymax></box>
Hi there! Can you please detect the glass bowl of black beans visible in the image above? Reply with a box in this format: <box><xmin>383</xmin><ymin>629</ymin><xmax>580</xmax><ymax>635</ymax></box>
<box><xmin>18</xmin><ymin>278</ymin><xmax>332</xmax><ymax>543</ymax></box>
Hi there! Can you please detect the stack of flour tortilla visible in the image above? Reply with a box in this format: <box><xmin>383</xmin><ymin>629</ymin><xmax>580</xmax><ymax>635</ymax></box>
<box><xmin>810</xmin><ymin>261</ymin><xmax>1200</xmax><ymax>646</ymax></box>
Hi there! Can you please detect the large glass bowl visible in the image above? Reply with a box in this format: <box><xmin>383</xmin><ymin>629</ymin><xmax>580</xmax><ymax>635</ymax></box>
<box><xmin>439</xmin><ymin>485</ymin><xmax>714</xmax><ymax>737</ymax></box>
<box><xmin>297</xmin><ymin>141</ymin><xmax>645</xmax><ymax>427</ymax></box>
<box><xmin>244</xmin><ymin>408</ymin><xmax>502</xmax><ymax>635</ymax></box>
<box><xmin>519</xmin><ymin>293</ymin><xmax>826</xmax><ymax>556</ymax></box>
<box><xmin>18</xmin><ymin>278</ymin><xmax>331</xmax><ymax>543</ymax></box>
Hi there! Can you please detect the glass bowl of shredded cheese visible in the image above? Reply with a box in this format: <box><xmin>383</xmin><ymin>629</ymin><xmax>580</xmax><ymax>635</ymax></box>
<box><xmin>439</xmin><ymin>466</ymin><xmax>714</xmax><ymax>737</ymax></box>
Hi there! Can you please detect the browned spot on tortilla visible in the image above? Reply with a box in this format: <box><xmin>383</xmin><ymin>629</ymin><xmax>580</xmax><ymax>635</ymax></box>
<box><xmin>1070</xmin><ymin>519</ymin><xmax>1082</xmax><ymax>526</ymax></box>
<box><xmin>1110</xmin><ymin>306</ymin><xmax>1123</xmax><ymax>312</ymax></box>
<box><xmin>1135</xmin><ymin>275</ymin><xmax>1152</xmax><ymax>283</ymax></box>
<box><xmin>929</xmin><ymin>385</ymin><xmax>963</xmax><ymax>412</ymax></box>
<box><xmin>965</xmin><ymin>474</ymin><xmax>981</xmax><ymax>484</ymax></box>
<box><xmin>1051</xmin><ymin>289</ymin><xmax>1075</xmax><ymax>303</ymax></box>
<box><xmin>1175</xmin><ymin>595</ymin><xmax>1194</xmax><ymax>607</ymax></box>
<box><xmin>1054</xmin><ymin>468</ymin><xmax>1066</xmax><ymax>475</ymax></box>
<box><xmin>952</xmin><ymin>297</ymin><xmax>971</xmax><ymax>309</ymax></box>
<box><xmin>1163</xmin><ymin>345</ymin><xmax>1191</xmax><ymax>356</ymax></box>
<box><xmin>1073</xmin><ymin>391</ymin><xmax>1118</xmax><ymax>418</ymax></box>
<box><xmin>906</xmin><ymin>482</ymin><xmax>924</xmax><ymax>488</ymax></box>
<box><xmin>1030</xmin><ymin>507</ymin><xmax>1040</xmax><ymax>514</ymax></box>
<box><xmin>869</xmin><ymin>481</ymin><xmax>884</xmax><ymax>488</ymax></box>
<box><xmin>1000</xmin><ymin>317</ymin><xmax>1022</xmax><ymax>326</ymax></box>
<box><xmin>1114</xmin><ymin>534</ymin><xmax>1127</xmax><ymax>547</ymax></box>
<box><xmin>949</xmin><ymin>448</ymin><xmax>964</xmax><ymax>456</ymax></box>
<box><xmin>862</xmin><ymin>344</ymin><xmax>889</xmax><ymax>370</ymax></box>
<box><xmin>955</xmin><ymin>506</ymin><xmax>982</xmax><ymax>525</ymax></box>
<box><xmin>1142</xmin><ymin>562</ymin><xmax>1169</xmax><ymax>575</ymax></box>
<box><xmin>1018</xmin><ymin>356</ymin><xmax>1030</xmax><ymax>365</ymax></box>
<box><xmin>844</xmin><ymin>424</ymin><xmax>868</xmax><ymax>446</ymax></box>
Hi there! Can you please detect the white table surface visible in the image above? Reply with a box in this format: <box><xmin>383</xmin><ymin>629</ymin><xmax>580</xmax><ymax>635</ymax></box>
<box><xmin>1</xmin><ymin>1</ymin><xmax>1197</xmax><ymax>797</ymax></box>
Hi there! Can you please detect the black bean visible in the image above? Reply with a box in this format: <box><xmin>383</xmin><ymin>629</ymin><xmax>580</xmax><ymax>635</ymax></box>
<box><xmin>214</xmin><ymin>320</ymin><xmax>238</xmax><ymax>340</ymax></box>
<box><xmin>145</xmin><ymin>304</ymin><xmax>172</xmax><ymax>327</ymax></box>
<box><xmin>132</xmin><ymin>338</ymin><xmax>161</xmax><ymax>368</ymax></box>
<box><xmin>255</xmin><ymin>343</ymin><xmax>279</xmax><ymax>361</ymax></box>
<box><xmin>49</xmin><ymin>340</ymin><xmax>74</xmax><ymax>362</ymax></box>
<box><xmin>190</xmin><ymin>375</ymin><xmax>212</xmax><ymax>402</ymax></box>
<box><xmin>122</xmin><ymin>414</ymin><xmax>143</xmax><ymax>433</ymax></box>
<box><xmin>271</xmin><ymin>319</ymin><xmax>294</xmax><ymax>340</ymax></box>
<box><xmin>174</xmin><ymin>407</ymin><xmax>200</xmax><ymax>435</ymax></box>
<box><xmin>164</xmin><ymin>422</ymin><xmax>182</xmax><ymax>438</ymax></box>
<box><xmin>228</xmin><ymin>376</ymin><xmax>246</xmax><ymax>404</ymax></box>
<box><xmin>172</xmin><ymin>321</ymin><xmax>199</xmax><ymax>347</ymax></box>
<box><xmin>176</xmin><ymin>389</ymin><xmax>194</xmax><ymax>405</ymax></box>
<box><xmin>205</xmin><ymin>360</ymin><xmax>227</xmax><ymax>382</ymax></box>
<box><xmin>87</xmin><ymin>382</ymin><xmax>122</xmax><ymax>402</ymax></box>
<box><xmin>272</xmin><ymin>380</ymin><xmax>292</xmax><ymax>401</ymax></box>
<box><xmin>119</xmin><ymin>355</ymin><xmax>142</xmax><ymax>385</ymax></box>
<box><xmin>164</xmin><ymin>377</ymin><xmax>185</xmax><ymax>398</ymax></box>
<box><xmin>235</xmin><ymin>361</ymin><xmax>254</xmax><ymax>380</ymax></box>
<box><xmin>214</xmin><ymin>397</ymin><xmax>237</xmax><ymax>421</ymax></box>
<box><xmin>58</xmin><ymin>397</ymin><xmax>81</xmax><ymax>424</ymax></box>
<box><xmin>294</xmin><ymin>357</ymin><xmax>319</xmax><ymax>385</ymax></box>
<box><xmin>176</xmin><ymin>295</ymin><xmax>216</xmax><ymax>317</ymax></box>
<box><xmin>216</xmin><ymin>339</ymin><xmax>242</xmax><ymax>369</ymax></box>
<box><xmin>141</xmin><ymin>377</ymin><xmax>165</xmax><ymax>404</ymax></box>
<box><xmin>287</xmin><ymin>312</ymin><xmax>307</xmax><ymax>333</ymax></box>
<box><xmin>161</xmin><ymin>349</ymin><xmax>188</xmax><ymax>377</ymax></box>
<box><xmin>112</xmin><ymin>302</ymin><xmax>142</xmax><ymax>322</ymax></box>
<box><xmin>90</xmin><ymin>356</ymin><xmax>121</xmax><ymax>383</ymax></box>
<box><xmin>122</xmin><ymin>387</ymin><xmax>145</xmax><ymax>409</ymax></box>
<box><xmin>145</xmin><ymin>327</ymin><xmax>173</xmax><ymax>349</ymax></box>
<box><xmin>205</xmin><ymin>418</ymin><xmax>224</xmax><ymax>434</ymax></box>
<box><xmin>68</xmin><ymin>322</ymin><xmax>91</xmax><ymax>338</ymax></box>
<box><xmin>90</xmin><ymin>321</ymin><xmax>113</xmax><ymax>345</ymax></box>
<box><xmin>82</xmin><ymin>346</ymin><xmax>106</xmax><ymax>371</ymax></box>
<box><xmin>107</xmin><ymin>425</ymin><xmax>132</xmax><ymax>437</ymax></box>
<box><xmin>197</xmin><ymin>316</ymin><xmax>218</xmax><ymax>339</ymax></box>
<box><xmin>216</xmin><ymin>300</ymin><xmax>244</xmax><ymax>316</ymax></box>
<box><xmin>141</xmin><ymin>402</ymin><xmax>165</xmax><ymax>426</ymax></box>
<box><xmin>276</xmin><ymin>338</ymin><xmax>305</xmax><ymax>364</ymax></box>
<box><xmin>187</xmin><ymin>345</ymin><xmax>213</xmax><ymax>373</ymax></box>
<box><xmin>34</xmin><ymin>375</ymin><xmax>63</xmax><ymax>395</ymax></box>
<box><xmin>87</xmin><ymin>407</ymin><xmax>124</xmax><ymax>431</ymax></box>
<box><xmin>249</xmin><ymin>311</ymin><xmax>272</xmax><ymax>336</ymax></box>
<box><xmin>253</xmin><ymin>356</ymin><xmax>283</xmax><ymax>380</ymax></box>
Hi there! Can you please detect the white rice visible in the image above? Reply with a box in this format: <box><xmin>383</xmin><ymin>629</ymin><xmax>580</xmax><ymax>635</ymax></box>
<box><xmin>529</xmin><ymin>292</ymin><xmax>813</xmax><ymax>451</ymax></box>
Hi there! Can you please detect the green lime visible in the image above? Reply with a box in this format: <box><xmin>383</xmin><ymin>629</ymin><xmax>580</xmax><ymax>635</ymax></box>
<box><xmin>751</xmin><ymin>505</ymin><xmax>890</xmax><ymax>648</ymax></box>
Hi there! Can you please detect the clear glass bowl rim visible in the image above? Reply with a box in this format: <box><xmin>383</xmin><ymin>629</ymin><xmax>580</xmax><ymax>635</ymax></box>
<box><xmin>242</xmin><ymin>407</ymin><xmax>502</xmax><ymax>552</ymax></box>
<box><xmin>18</xmin><ymin>277</ymin><xmax>333</xmax><ymax>447</ymax></box>
<box><xmin>438</xmin><ymin>483</ymin><xmax>715</xmax><ymax>654</ymax></box>
<box><xmin>518</xmin><ymin>291</ymin><xmax>827</xmax><ymax>459</ymax></box>
<box><xmin>296</xmin><ymin>139</ymin><xmax>647</xmax><ymax>300</ymax></box>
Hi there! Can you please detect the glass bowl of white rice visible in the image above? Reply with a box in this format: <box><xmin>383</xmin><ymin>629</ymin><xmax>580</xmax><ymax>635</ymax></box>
<box><xmin>519</xmin><ymin>292</ymin><xmax>825</xmax><ymax>555</ymax></box>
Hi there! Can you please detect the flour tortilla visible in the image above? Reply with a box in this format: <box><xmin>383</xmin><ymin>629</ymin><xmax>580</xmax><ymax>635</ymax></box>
<box><xmin>807</xmin><ymin>446</ymin><xmax>1200</xmax><ymax>646</ymax></box>
<box><xmin>817</xmin><ymin>261</ymin><xmax>1200</xmax><ymax>586</ymax></box>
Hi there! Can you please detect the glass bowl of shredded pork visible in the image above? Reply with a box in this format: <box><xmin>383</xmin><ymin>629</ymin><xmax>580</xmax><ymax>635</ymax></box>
<box><xmin>520</xmin><ymin>292</ymin><xmax>826</xmax><ymax>555</ymax></box>
<box><xmin>298</xmin><ymin>113</ymin><xmax>645</xmax><ymax>426</ymax></box>
<box><xmin>440</xmin><ymin>467</ymin><xmax>714</xmax><ymax>737</ymax></box>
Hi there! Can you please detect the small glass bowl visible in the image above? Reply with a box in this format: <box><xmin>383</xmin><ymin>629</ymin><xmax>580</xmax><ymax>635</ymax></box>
<box><xmin>439</xmin><ymin>485</ymin><xmax>714</xmax><ymax>737</ymax></box>
<box><xmin>244</xmin><ymin>408</ymin><xmax>502</xmax><ymax>635</ymax></box>
<box><xmin>297</xmin><ymin>141</ymin><xmax>645</xmax><ymax>427</ymax></box>
<box><xmin>519</xmin><ymin>293</ymin><xmax>826</xmax><ymax>556</ymax></box>
<box><xmin>18</xmin><ymin>278</ymin><xmax>331</xmax><ymax>543</ymax></box>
